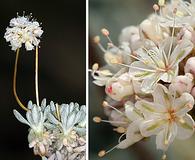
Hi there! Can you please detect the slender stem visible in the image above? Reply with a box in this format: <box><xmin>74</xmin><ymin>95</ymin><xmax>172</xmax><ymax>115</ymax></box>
<box><xmin>35</xmin><ymin>46</ymin><xmax>40</xmax><ymax>106</ymax></box>
<box><xmin>13</xmin><ymin>48</ymin><xmax>28</xmax><ymax>111</ymax></box>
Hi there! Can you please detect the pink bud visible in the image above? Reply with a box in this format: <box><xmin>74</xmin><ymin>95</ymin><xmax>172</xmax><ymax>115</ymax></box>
<box><xmin>169</xmin><ymin>73</ymin><xmax>194</xmax><ymax>95</ymax></box>
<box><xmin>184</xmin><ymin>57</ymin><xmax>195</xmax><ymax>75</ymax></box>
<box><xmin>105</xmin><ymin>73</ymin><xmax>134</xmax><ymax>101</ymax></box>
<box><xmin>191</xmin><ymin>87</ymin><xmax>195</xmax><ymax>97</ymax></box>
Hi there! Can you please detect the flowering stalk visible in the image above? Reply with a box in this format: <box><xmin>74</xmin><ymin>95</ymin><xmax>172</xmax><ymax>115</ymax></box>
<box><xmin>35</xmin><ymin>46</ymin><xmax>40</xmax><ymax>106</ymax></box>
<box><xmin>13</xmin><ymin>48</ymin><xmax>28</xmax><ymax>111</ymax></box>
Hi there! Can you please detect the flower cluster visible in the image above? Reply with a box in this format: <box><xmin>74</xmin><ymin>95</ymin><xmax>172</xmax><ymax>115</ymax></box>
<box><xmin>14</xmin><ymin>99</ymin><xmax>86</xmax><ymax>160</ymax></box>
<box><xmin>91</xmin><ymin>0</ymin><xmax>195</xmax><ymax>158</ymax></box>
<box><xmin>4</xmin><ymin>14</ymin><xmax>43</xmax><ymax>51</ymax></box>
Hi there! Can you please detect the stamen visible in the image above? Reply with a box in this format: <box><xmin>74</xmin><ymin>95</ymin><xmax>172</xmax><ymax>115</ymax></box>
<box><xmin>153</xmin><ymin>4</ymin><xmax>160</xmax><ymax>12</ymax></box>
<box><xmin>112</xmin><ymin>61</ymin><xmax>156</xmax><ymax>73</ymax></box>
<box><xmin>98</xmin><ymin>150</ymin><xmax>106</xmax><ymax>157</ymax></box>
<box><xmin>168</xmin><ymin>8</ymin><xmax>176</xmax><ymax>59</ymax></box>
<box><xmin>101</xmin><ymin>28</ymin><xmax>113</xmax><ymax>44</ymax></box>
<box><xmin>101</xmin><ymin>28</ymin><xmax>109</xmax><ymax>37</ymax></box>
<box><xmin>102</xmin><ymin>101</ymin><xmax>124</xmax><ymax>115</ymax></box>
<box><xmin>93</xmin><ymin>36</ymin><xmax>100</xmax><ymax>44</ymax></box>
<box><xmin>93</xmin><ymin>116</ymin><xmax>128</xmax><ymax>124</ymax></box>
<box><xmin>93</xmin><ymin>116</ymin><xmax>102</xmax><ymax>123</ymax></box>
<box><xmin>98</xmin><ymin>144</ymin><xmax>119</xmax><ymax>157</ymax></box>
<box><xmin>93</xmin><ymin>36</ymin><xmax>107</xmax><ymax>52</ymax></box>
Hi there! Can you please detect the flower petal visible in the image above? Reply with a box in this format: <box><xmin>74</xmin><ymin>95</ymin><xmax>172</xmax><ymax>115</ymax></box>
<box><xmin>117</xmin><ymin>120</ymin><xmax>143</xmax><ymax>149</ymax></box>
<box><xmin>176</xmin><ymin>114</ymin><xmax>194</xmax><ymax>140</ymax></box>
<box><xmin>174</xmin><ymin>93</ymin><xmax>194</xmax><ymax>117</ymax></box>
<box><xmin>141</xmin><ymin>73</ymin><xmax>161</xmax><ymax>93</ymax></box>
<box><xmin>152</xmin><ymin>84</ymin><xmax>173</xmax><ymax>109</ymax></box>
<box><xmin>129</xmin><ymin>61</ymin><xmax>155</xmax><ymax>80</ymax></box>
<box><xmin>125</xmin><ymin>101</ymin><xmax>142</xmax><ymax>121</ymax></box>
<box><xmin>140</xmin><ymin>118</ymin><xmax>167</xmax><ymax>137</ymax></box>
<box><xmin>156</xmin><ymin>123</ymin><xmax>177</xmax><ymax>151</ymax></box>
<box><xmin>135</xmin><ymin>100</ymin><xmax>166</xmax><ymax>118</ymax></box>
<box><xmin>169</xmin><ymin>39</ymin><xmax>193</xmax><ymax>66</ymax></box>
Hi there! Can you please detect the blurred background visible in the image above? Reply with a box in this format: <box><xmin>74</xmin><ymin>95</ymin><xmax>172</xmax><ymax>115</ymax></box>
<box><xmin>0</xmin><ymin>0</ymin><xmax>85</xmax><ymax>159</ymax></box>
<box><xmin>89</xmin><ymin>0</ymin><xmax>195</xmax><ymax>160</ymax></box>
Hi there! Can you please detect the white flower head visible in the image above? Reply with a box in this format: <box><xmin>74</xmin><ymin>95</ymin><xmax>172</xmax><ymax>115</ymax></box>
<box><xmin>136</xmin><ymin>84</ymin><xmax>195</xmax><ymax>151</ymax></box>
<box><xmin>4</xmin><ymin>13</ymin><xmax>43</xmax><ymax>51</ymax></box>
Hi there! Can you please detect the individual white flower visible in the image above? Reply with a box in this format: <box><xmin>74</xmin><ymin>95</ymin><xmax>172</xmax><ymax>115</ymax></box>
<box><xmin>117</xmin><ymin>101</ymin><xmax>144</xmax><ymax>149</ymax></box>
<box><xmin>4</xmin><ymin>14</ymin><xmax>43</xmax><ymax>51</ymax></box>
<box><xmin>128</xmin><ymin>37</ymin><xmax>193</xmax><ymax>93</ymax></box>
<box><xmin>136</xmin><ymin>84</ymin><xmax>195</xmax><ymax>151</ymax></box>
<box><xmin>90</xmin><ymin>63</ymin><xmax>113</xmax><ymax>86</ymax></box>
<box><xmin>169</xmin><ymin>73</ymin><xmax>194</xmax><ymax>95</ymax></box>
<box><xmin>159</xmin><ymin>0</ymin><xmax>195</xmax><ymax>28</ymax></box>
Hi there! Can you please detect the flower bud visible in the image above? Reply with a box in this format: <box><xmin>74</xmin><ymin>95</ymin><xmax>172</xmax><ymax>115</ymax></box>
<box><xmin>169</xmin><ymin>73</ymin><xmax>194</xmax><ymax>95</ymax></box>
<box><xmin>184</xmin><ymin>57</ymin><xmax>195</xmax><ymax>75</ymax></box>
<box><xmin>105</xmin><ymin>73</ymin><xmax>134</xmax><ymax>101</ymax></box>
<box><xmin>191</xmin><ymin>87</ymin><xmax>195</xmax><ymax>98</ymax></box>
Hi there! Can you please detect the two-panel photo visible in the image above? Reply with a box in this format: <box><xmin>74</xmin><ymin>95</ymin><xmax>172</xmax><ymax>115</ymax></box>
<box><xmin>1</xmin><ymin>0</ymin><xmax>195</xmax><ymax>160</ymax></box>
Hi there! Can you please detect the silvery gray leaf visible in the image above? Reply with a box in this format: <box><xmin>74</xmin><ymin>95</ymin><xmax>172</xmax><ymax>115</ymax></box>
<box><xmin>66</xmin><ymin>112</ymin><xmax>76</xmax><ymax>129</ymax></box>
<box><xmin>69</xmin><ymin>102</ymin><xmax>75</xmax><ymax>113</ymax></box>
<box><xmin>32</xmin><ymin>106</ymin><xmax>40</xmax><ymax>125</ymax></box>
<box><xmin>27</xmin><ymin>100</ymin><xmax>33</xmax><ymax>109</ymax></box>
<box><xmin>13</xmin><ymin>110</ymin><xmax>30</xmax><ymax>126</ymax></box>
<box><xmin>74</xmin><ymin>127</ymin><xmax>86</xmax><ymax>136</ymax></box>
<box><xmin>48</xmin><ymin>113</ymin><xmax>59</xmax><ymax>125</ymax></box>
<box><xmin>50</xmin><ymin>101</ymin><xmax>56</xmax><ymax>112</ymax></box>
<box><xmin>41</xmin><ymin>98</ymin><xmax>47</xmax><ymax>108</ymax></box>
<box><xmin>26</xmin><ymin>110</ymin><xmax>35</xmax><ymax>126</ymax></box>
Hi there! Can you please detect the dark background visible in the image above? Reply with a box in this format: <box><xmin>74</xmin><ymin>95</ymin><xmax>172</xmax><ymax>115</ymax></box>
<box><xmin>0</xmin><ymin>0</ymin><xmax>85</xmax><ymax>159</ymax></box>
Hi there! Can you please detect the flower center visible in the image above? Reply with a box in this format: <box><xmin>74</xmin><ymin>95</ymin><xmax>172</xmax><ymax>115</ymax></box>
<box><xmin>167</xmin><ymin>109</ymin><xmax>176</xmax><ymax>122</ymax></box>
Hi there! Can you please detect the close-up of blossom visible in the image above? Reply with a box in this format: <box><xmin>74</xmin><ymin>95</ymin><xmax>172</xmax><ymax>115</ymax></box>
<box><xmin>90</xmin><ymin>0</ymin><xmax>195</xmax><ymax>159</ymax></box>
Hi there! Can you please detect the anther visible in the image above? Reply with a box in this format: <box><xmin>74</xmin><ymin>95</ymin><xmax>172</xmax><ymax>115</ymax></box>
<box><xmin>93</xmin><ymin>116</ymin><xmax>102</xmax><ymax>123</ymax></box>
<box><xmin>92</xmin><ymin>63</ymin><xmax>99</xmax><ymax>71</ymax></box>
<box><xmin>98</xmin><ymin>150</ymin><xmax>106</xmax><ymax>157</ymax></box>
<box><xmin>102</xmin><ymin>100</ymin><xmax>124</xmax><ymax>115</ymax></box>
<box><xmin>153</xmin><ymin>4</ymin><xmax>160</xmax><ymax>12</ymax></box>
<box><xmin>101</xmin><ymin>28</ymin><xmax>109</xmax><ymax>36</ymax></box>
<box><xmin>94</xmin><ymin>36</ymin><xmax>100</xmax><ymax>44</ymax></box>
